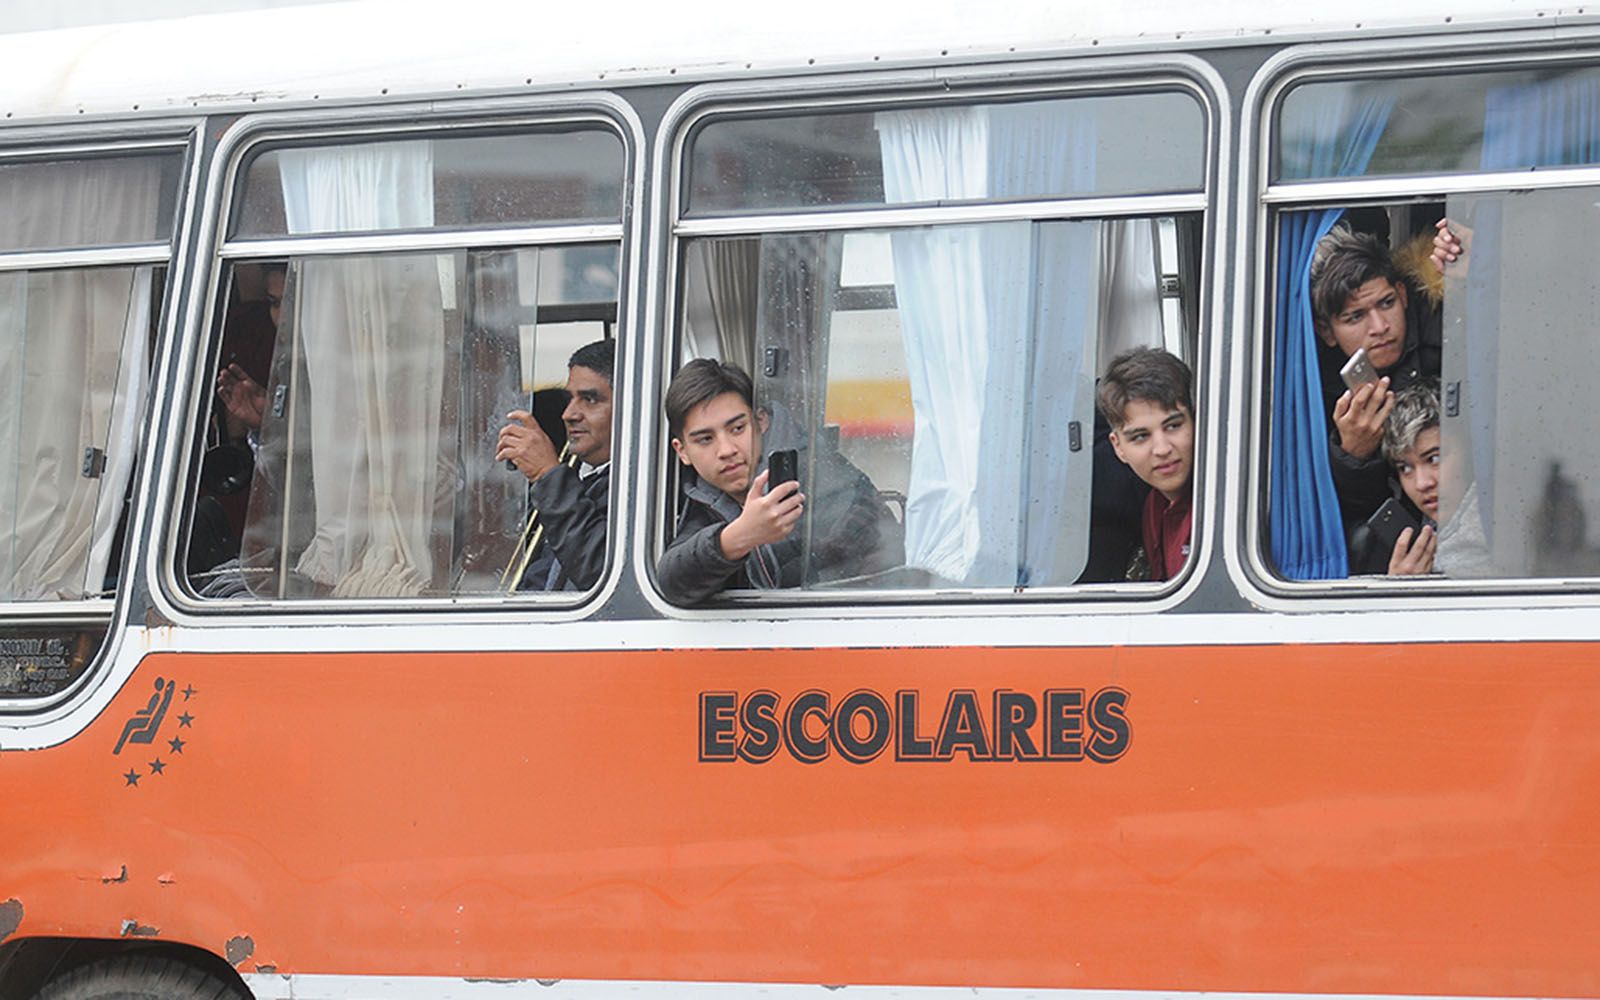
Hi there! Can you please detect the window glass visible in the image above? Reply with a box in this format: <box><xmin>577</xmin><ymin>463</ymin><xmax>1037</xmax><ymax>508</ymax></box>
<box><xmin>1</xmin><ymin>264</ymin><xmax>161</xmax><ymax>601</ymax></box>
<box><xmin>0</xmin><ymin>152</ymin><xmax>182</xmax><ymax>252</ymax></box>
<box><xmin>1439</xmin><ymin>185</ymin><xmax>1600</xmax><ymax>578</ymax></box>
<box><xmin>668</xmin><ymin>213</ymin><xmax>1201</xmax><ymax>600</ymax></box>
<box><xmin>1276</xmin><ymin>63</ymin><xmax>1600</xmax><ymax>182</ymax></box>
<box><xmin>183</xmin><ymin>246</ymin><xmax>620</xmax><ymax>600</ymax></box>
<box><xmin>231</xmin><ymin>130</ymin><xmax>625</xmax><ymax>238</ymax></box>
<box><xmin>686</xmin><ymin>91</ymin><xmax>1204</xmax><ymax>216</ymax></box>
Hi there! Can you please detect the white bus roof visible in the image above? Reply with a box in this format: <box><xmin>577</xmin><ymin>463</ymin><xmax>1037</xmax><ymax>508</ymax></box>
<box><xmin>0</xmin><ymin>0</ymin><xmax>1587</xmax><ymax>123</ymax></box>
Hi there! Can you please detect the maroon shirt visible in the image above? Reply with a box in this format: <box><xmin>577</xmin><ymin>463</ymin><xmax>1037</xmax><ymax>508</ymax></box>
<box><xmin>1141</xmin><ymin>489</ymin><xmax>1193</xmax><ymax>582</ymax></box>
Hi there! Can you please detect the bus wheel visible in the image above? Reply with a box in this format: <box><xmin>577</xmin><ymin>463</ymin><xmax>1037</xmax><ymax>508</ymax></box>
<box><xmin>32</xmin><ymin>954</ymin><xmax>246</xmax><ymax>1000</ymax></box>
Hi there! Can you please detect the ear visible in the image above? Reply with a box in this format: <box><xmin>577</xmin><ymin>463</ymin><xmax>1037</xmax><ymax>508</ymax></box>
<box><xmin>756</xmin><ymin>407</ymin><xmax>770</xmax><ymax>435</ymax></box>
<box><xmin>1313</xmin><ymin>320</ymin><xmax>1337</xmax><ymax>348</ymax></box>
<box><xmin>1108</xmin><ymin>429</ymin><xmax>1130</xmax><ymax>466</ymax></box>
<box><xmin>1394</xmin><ymin>280</ymin><xmax>1409</xmax><ymax>311</ymax></box>
<box><xmin>670</xmin><ymin>438</ymin><xmax>692</xmax><ymax>467</ymax></box>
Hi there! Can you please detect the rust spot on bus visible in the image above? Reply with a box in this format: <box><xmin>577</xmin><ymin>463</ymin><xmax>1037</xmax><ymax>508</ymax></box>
<box><xmin>119</xmin><ymin>919</ymin><xmax>159</xmax><ymax>937</ymax></box>
<box><xmin>0</xmin><ymin>899</ymin><xmax>22</xmax><ymax>942</ymax></box>
<box><xmin>225</xmin><ymin>935</ymin><xmax>254</xmax><ymax>966</ymax></box>
<box><xmin>101</xmin><ymin>865</ymin><xmax>128</xmax><ymax>884</ymax></box>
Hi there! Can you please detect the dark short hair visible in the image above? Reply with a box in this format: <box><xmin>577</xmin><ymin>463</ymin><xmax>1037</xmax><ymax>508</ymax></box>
<box><xmin>665</xmin><ymin>358</ymin><xmax>753</xmax><ymax>438</ymax></box>
<box><xmin>1382</xmin><ymin>380</ymin><xmax>1440</xmax><ymax>465</ymax></box>
<box><xmin>1309</xmin><ymin>225</ymin><xmax>1404</xmax><ymax>328</ymax></box>
<box><xmin>1096</xmin><ymin>347</ymin><xmax>1193</xmax><ymax>429</ymax></box>
<box><xmin>568</xmin><ymin>339</ymin><xmax>615</xmax><ymax>387</ymax></box>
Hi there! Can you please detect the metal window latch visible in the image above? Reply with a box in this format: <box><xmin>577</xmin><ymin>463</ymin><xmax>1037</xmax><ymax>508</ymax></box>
<box><xmin>271</xmin><ymin>384</ymin><xmax>288</xmax><ymax>418</ymax></box>
<box><xmin>1444</xmin><ymin>381</ymin><xmax>1461</xmax><ymax>418</ymax></box>
<box><xmin>763</xmin><ymin>346</ymin><xmax>785</xmax><ymax>378</ymax></box>
<box><xmin>81</xmin><ymin>447</ymin><xmax>107</xmax><ymax>479</ymax></box>
<box><xmin>1068</xmin><ymin>420</ymin><xmax>1083</xmax><ymax>452</ymax></box>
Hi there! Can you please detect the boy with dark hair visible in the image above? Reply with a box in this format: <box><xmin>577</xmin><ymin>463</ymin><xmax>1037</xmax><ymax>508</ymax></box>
<box><xmin>1308</xmin><ymin>224</ymin><xmax>1443</xmax><ymax>530</ymax></box>
<box><xmin>496</xmin><ymin>338</ymin><xmax>615</xmax><ymax>590</ymax></box>
<box><xmin>1096</xmin><ymin>347</ymin><xmax>1195</xmax><ymax>582</ymax></box>
<box><xmin>658</xmin><ymin>358</ymin><xmax>902</xmax><ymax>604</ymax></box>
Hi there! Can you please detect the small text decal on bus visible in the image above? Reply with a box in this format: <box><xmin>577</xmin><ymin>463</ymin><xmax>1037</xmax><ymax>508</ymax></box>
<box><xmin>698</xmin><ymin>688</ymin><xmax>1130</xmax><ymax>764</ymax></box>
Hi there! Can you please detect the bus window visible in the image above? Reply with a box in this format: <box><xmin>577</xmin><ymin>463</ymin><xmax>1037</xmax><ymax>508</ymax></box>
<box><xmin>665</xmin><ymin>88</ymin><xmax>1207</xmax><ymax>601</ymax></box>
<box><xmin>0</xmin><ymin>151</ymin><xmax>180</xmax><ymax>605</ymax></box>
<box><xmin>1264</xmin><ymin>60</ymin><xmax>1600</xmax><ymax>584</ymax></box>
<box><xmin>180</xmin><ymin>123</ymin><xmax>625</xmax><ymax>603</ymax></box>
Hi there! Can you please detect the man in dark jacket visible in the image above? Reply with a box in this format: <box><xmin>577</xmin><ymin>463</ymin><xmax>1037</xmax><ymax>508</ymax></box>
<box><xmin>657</xmin><ymin>358</ymin><xmax>902</xmax><ymax>604</ymax></box>
<box><xmin>1309</xmin><ymin>224</ymin><xmax>1443</xmax><ymax>532</ymax></box>
<box><xmin>495</xmin><ymin>339</ymin><xmax>614</xmax><ymax>591</ymax></box>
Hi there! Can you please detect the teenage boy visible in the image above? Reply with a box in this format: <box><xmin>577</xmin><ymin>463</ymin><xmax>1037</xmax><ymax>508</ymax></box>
<box><xmin>658</xmin><ymin>358</ymin><xmax>902</xmax><ymax>604</ymax></box>
<box><xmin>1097</xmin><ymin>347</ymin><xmax>1195</xmax><ymax>582</ymax></box>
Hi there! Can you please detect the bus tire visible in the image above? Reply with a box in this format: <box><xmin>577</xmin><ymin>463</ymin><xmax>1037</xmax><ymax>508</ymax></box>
<box><xmin>32</xmin><ymin>954</ymin><xmax>246</xmax><ymax>1000</ymax></box>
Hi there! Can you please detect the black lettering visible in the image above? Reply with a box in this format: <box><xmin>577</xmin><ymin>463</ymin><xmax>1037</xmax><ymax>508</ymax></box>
<box><xmin>935</xmin><ymin>689</ymin><xmax>992</xmax><ymax>761</ymax></box>
<box><xmin>738</xmin><ymin>690</ymin><xmax>781</xmax><ymax>763</ymax></box>
<box><xmin>784</xmin><ymin>689</ymin><xmax>830</xmax><ymax>764</ymax></box>
<box><xmin>831</xmin><ymin>689</ymin><xmax>892</xmax><ymax>764</ymax></box>
<box><xmin>992</xmin><ymin>690</ymin><xmax>1040</xmax><ymax>760</ymax></box>
<box><xmin>895</xmin><ymin>690</ymin><xmax>935</xmax><ymax>760</ymax></box>
<box><xmin>1087</xmin><ymin>687</ymin><xmax>1131</xmax><ymax>762</ymax></box>
<box><xmin>1044</xmin><ymin>689</ymin><xmax>1085</xmax><ymax>760</ymax></box>
<box><xmin>699</xmin><ymin>691</ymin><xmax>737</xmax><ymax>761</ymax></box>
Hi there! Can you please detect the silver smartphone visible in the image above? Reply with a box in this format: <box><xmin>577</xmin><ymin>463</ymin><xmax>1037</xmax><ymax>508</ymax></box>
<box><xmin>1339</xmin><ymin>347</ymin><xmax>1379</xmax><ymax>392</ymax></box>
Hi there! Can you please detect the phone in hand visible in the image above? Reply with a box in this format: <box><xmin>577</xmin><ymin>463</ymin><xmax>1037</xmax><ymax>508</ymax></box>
<box><xmin>1340</xmin><ymin>347</ymin><xmax>1380</xmax><ymax>392</ymax></box>
<box><xmin>1367</xmin><ymin>497</ymin><xmax>1421</xmax><ymax>555</ymax></box>
<box><xmin>767</xmin><ymin>449</ymin><xmax>798</xmax><ymax>492</ymax></box>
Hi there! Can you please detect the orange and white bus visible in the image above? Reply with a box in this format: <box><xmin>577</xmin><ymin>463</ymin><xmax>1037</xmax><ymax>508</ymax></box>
<box><xmin>4</xmin><ymin>1</ymin><xmax>1600</xmax><ymax>998</ymax></box>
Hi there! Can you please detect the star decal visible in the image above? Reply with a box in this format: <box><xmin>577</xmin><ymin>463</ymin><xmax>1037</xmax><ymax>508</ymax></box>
<box><xmin>124</xmin><ymin>769</ymin><xmax>141</xmax><ymax>787</ymax></box>
<box><xmin>177</xmin><ymin>712</ymin><xmax>194</xmax><ymax>728</ymax></box>
<box><xmin>149</xmin><ymin>759</ymin><xmax>166</xmax><ymax>776</ymax></box>
<box><xmin>168</xmin><ymin>736</ymin><xmax>185</xmax><ymax>754</ymax></box>
<box><xmin>182</xmin><ymin>685</ymin><xmax>196</xmax><ymax>700</ymax></box>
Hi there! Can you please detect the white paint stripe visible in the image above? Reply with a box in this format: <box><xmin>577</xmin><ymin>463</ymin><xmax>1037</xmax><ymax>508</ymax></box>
<box><xmin>240</xmin><ymin>975</ymin><xmax>1566</xmax><ymax>1000</ymax></box>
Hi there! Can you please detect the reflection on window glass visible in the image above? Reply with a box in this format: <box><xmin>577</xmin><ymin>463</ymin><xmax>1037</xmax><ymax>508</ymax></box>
<box><xmin>687</xmin><ymin>91</ymin><xmax>1204</xmax><ymax>215</ymax></box>
<box><xmin>1277</xmin><ymin>64</ymin><xmax>1600</xmax><ymax>181</ymax></box>
<box><xmin>184</xmin><ymin>244</ymin><xmax>619</xmax><ymax>600</ymax></box>
<box><xmin>0</xmin><ymin>265</ymin><xmax>160</xmax><ymax>601</ymax></box>
<box><xmin>232</xmin><ymin>129</ymin><xmax>626</xmax><ymax>238</ymax></box>
<box><xmin>669</xmin><ymin>214</ymin><xmax>1200</xmax><ymax>600</ymax></box>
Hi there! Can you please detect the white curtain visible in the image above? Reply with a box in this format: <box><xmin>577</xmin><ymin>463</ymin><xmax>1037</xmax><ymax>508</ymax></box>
<box><xmin>877</xmin><ymin>103</ymin><xmax>1159</xmax><ymax>586</ymax></box>
<box><xmin>0</xmin><ymin>159</ymin><xmax>161</xmax><ymax>600</ymax></box>
<box><xmin>681</xmin><ymin>239</ymin><xmax>758</xmax><ymax>371</ymax></box>
<box><xmin>277</xmin><ymin>142</ymin><xmax>446</xmax><ymax>597</ymax></box>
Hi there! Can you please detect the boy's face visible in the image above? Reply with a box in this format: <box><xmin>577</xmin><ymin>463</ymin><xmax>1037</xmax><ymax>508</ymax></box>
<box><xmin>1394</xmin><ymin>425</ymin><xmax>1441</xmax><ymax>519</ymax></box>
<box><xmin>1110</xmin><ymin>399</ymin><xmax>1195</xmax><ymax>502</ymax></box>
<box><xmin>671</xmin><ymin>391</ymin><xmax>764</xmax><ymax>501</ymax></box>
<box><xmin>1318</xmin><ymin>276</ymin><xmax>1409</xmax><ymax>371</ymax></box>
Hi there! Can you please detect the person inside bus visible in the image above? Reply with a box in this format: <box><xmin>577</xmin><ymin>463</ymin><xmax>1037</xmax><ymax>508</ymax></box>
<box><xmin>495</xmin><ymin>338</ymin><xmax>614</xmax><ymax>591</ymax></box>
<box><xmin>1308</xmin><ymin>223</ymin><xmax>1443</xmax><ymax>535</ymax></box>
<box><xmin>1097</xmin><ymin>347</ymin><xmax>1195</xmax><ymax>582</ymax></box>
<box><xmin>657</xmin><ymin>358</ymin><xmax>902</xmax><ymax>604</ymax></box>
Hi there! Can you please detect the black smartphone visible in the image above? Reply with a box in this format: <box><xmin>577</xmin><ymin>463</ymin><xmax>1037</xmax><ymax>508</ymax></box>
<box><xmin>767</xmin><ymin>449</ymin><xmax>798</xmax><ymax>492</ymax></box>
<box><xmin>1368</xmin><ymin>497</ymin><xmax>1421</xmax><ymax>554</ymax></box>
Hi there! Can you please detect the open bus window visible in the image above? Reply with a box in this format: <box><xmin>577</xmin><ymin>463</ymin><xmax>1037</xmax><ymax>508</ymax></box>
<box><xmin>184</xmin><ymin>247</ymin><xmax>618</xmax><ymax>600</ymax></box>
<box><xmin>1264</xmin><ymin>62</ymin><xmax>1600</xmax><ymax>584</ymax></box>
<box><xmin>665</xmin><ymin>88</ymin><xmax>1206</xmax><ymax>602</ymax></box>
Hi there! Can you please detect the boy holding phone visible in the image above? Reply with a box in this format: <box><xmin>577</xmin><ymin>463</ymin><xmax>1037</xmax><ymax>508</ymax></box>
<box><xmin>1348</xmin><ymin>382</ymin><xmax>1440</xmax><ymax>576</ymax></box>
<box><xmin>1097</xmin><ymin>348</ymin><xmax>1196</xmax><ymax>582</ymax></box>
<box><xmin>658</xmin><ymin>359</ymin><xmax>902</xmax><ymax>604</ymax></box>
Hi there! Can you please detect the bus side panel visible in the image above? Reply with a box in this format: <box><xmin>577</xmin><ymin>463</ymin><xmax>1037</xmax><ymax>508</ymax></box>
<box><xmin>1</xmin><ymin>643</ymin><xmax>1596</xmax><ymax>994</ymax></box>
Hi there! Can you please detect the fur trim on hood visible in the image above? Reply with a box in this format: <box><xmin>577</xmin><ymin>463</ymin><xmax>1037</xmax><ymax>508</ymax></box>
<box><xmin>1394</xmin><ymin>230</ymin><xmax>1444</xmax><ymax>310</ymax></box>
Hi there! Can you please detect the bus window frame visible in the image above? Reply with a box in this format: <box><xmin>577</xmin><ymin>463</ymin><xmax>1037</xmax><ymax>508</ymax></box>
<box><xmin>642</xmin><ymin>55</ymin><xmax>1226</xmax><ymax>616</ymax></box>
<box><xmin>0</xmin><ymin>123</ymin><xmax>201</xmax><ymax>714</ymax></box>
<box><xmin>153</xmin><ymin>94</ymin><xmax>646</xmax><ymax>620</ymax></box>
<box><xmin>1238</xmin><ymin>34</ymin><xmax>1600</xmax><ymax>606</ymax></box>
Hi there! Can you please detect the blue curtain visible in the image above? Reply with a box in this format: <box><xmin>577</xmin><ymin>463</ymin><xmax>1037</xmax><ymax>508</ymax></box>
<box><xmin>1268</xmin><ymin>96</ymin><xmax>1393</xmax><ymax>579</ymax></box>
